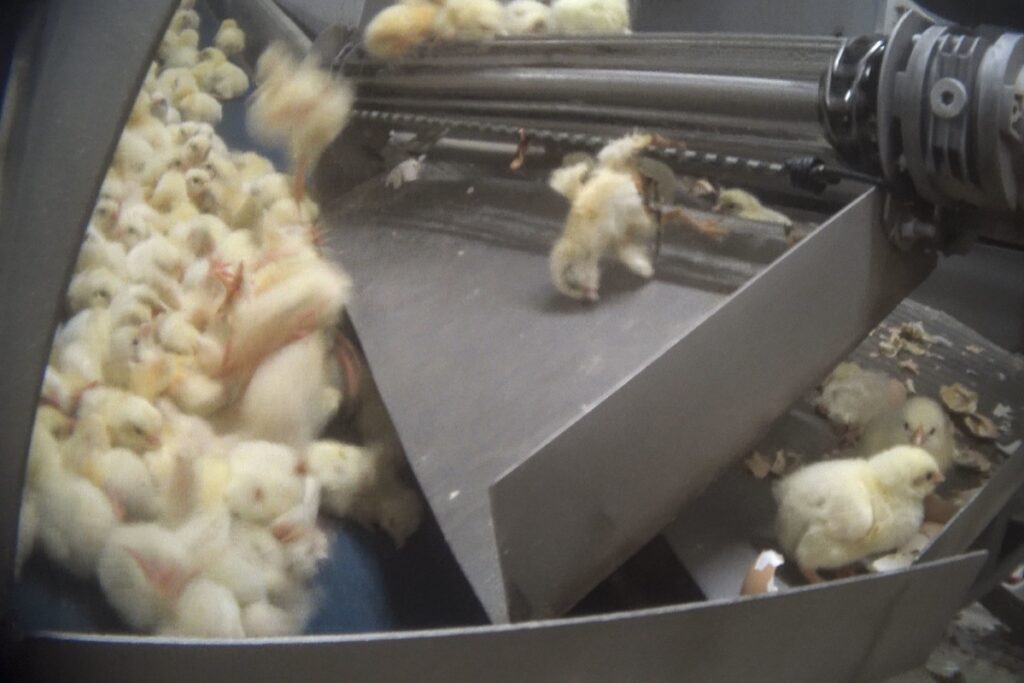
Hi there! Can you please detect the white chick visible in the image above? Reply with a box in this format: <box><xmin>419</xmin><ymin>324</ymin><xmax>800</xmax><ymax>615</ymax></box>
<box><xmin>551</xmin><ymin>0</ymin><xmax>631</xmax><ymax>34</ymax></box>
<box><xmin>247</xmin><ymin>46</ymin><xmax>354</xmax><ymax>200</ymax></box>
<box><xmin>815</xmin><ymin>364</ymin><xmax>907</xmax><ymax>434</ymax></box>
<box><xmin>271</xmin><ymin>477</ymin><xmax>329</xmax><ymax>581</ymax></box>
<box><xmin>241</xmin><ymin>600</ymin><xmax>305</xmax><ymax>637</ymax></box>
<box><xmin>859</xmin><ymin>396</ymin><xmax>956</xmax><ymax>472</ymax></box>
<box><xmin>434</xmin><ymin>0</ymin><xmax>506</xmax><ymax>41</ymax></box>
<box><xmin>126</xmin><ymin>234</ymin><xmax>188</xmax><ymax>306</ymax></box>
<box><xmin>774</xmin><ymin>446</ymin><xmax>943</xmax><ymax>582</ymax></box>
<box><xmin>221</xmin><ymin>261</ymin><xmax>351</xmax><ymax>378</ymax></box>
<box><xmin>548</xmin><ymin>159</ymin><xmax>594</xmax><ymax>201</ymax></box>
<box><xmin>161</xmin><ymin>578</ymin><xmax>245</xmax><ymax>638</ymax></box>
<box><xmin>195</xmin><ymin>49</ymin><xmax>250</xmax><ymax>101</ymax></box>
<box><xmin>214</xmin><ymin>19</ymin><xmax>246</xmax><ymax>57</ymax></box>
<box><xmin>305</xmin><ymin>440</ymin><xmax>377</xmax><ymax>518</ymax></box>
<box><xmin>126</xmin><ymin>91</ymin><xmax>173</xmax><ymax>152</ymax></box>
<box><xmin>156</xmin><ymin>67</ymin><xmax>199</xmax><ymax>106</ymax></box>
<box><xmin>171</xmin><ymin>214</ymin><xmax>229</xmax><ymax>259</ymax></box>
<box><xmin>234</xmin><ymin>332</ymin><xmax>340</xmax><ymax>448</ymax></box>
<box><xmin>26</xmin><ymin>411</ymin><xmax>68</xmax><ymax>489</ymax></box>
<box><xmin>160</xmin><ymin>28</ymin><xmax>200</xmax><ymax>68</ymax></box>
<box><xmin>90</xmin><ymin>197</ymin><xmax>121</xmax><ymax>238</ymax></box>
<box><xmin>76</xmin><ymin>230</ymin><xmax>128</xmax><ymax>279</ymax></box>
<box><xmin>364</xmin><ymin>2</ymin><xmax>440</xmax><ymax>60</ymax></box>
<box><xmin>81</xmin><ymin>447</ymin><xmax>161</xmax><ymax>520</ymax></box>
<box><xmin>113</xmin><ymin>130</ymin><xmax>155</xmax><ymax>179</ymax></box>
<box><xmin>52</xmin><ymin>308</ymin><xmax>112</xmax><ymax>394</ymax></box>
<box><xmin>713</xmin><ymin>188</ymin><xmax>793</xmax><ymax>227</ymax></box>
<box><xmin>233</xmin><ymin>150</ymin><xmax>276</xmax><ymax>182</ymax></box>
<box><xmin>97</xmin><ymin>523</ymin><xmax>194</xmax><ymax>631</ymax></box>
<box><xmin>504</xmin><ymin>0</ymin><xmax>554</xmax><ymax>35</ymax></box>
<box><xmin>549</xmin><ymin>133</ymin><xmax>657</xmax><ymax>300</ymax></box>
<box><xmin>78</xmin><ymin>387</ymin><xmax>164</xmax><ymax>453</ymax></box>
<box><xmin>114</xmin><ymin>201</ymin><xmax>158</xmax><ymax>250</ymax></box>
<box><xmin>37</xmin><ymin>471</ymin><xmax>122</xmax><ymax>578</ymax></box>
<box><xmin>149</xmin><ymin>168</ymin><xmax>191</xmax><ymax>214</ymax></box>
<box><xmin>176</xmin><ymin>82</ymin><xmax>223</xmax><ymax>125</ymax></box>
<box><xmin>108</xmin><ymin>284</ymin><xmax>162</xmax><ymax>328</ymax></box>
<box><xmin>67</xmin><ymin>267</ymin><xmax>124</xmax><ymax>312</ymax></box>
<box><xmin>225</xmin><ymin>441</ymin><xmax>305</xmax><ymax>524</ymax></box>
<box><xmin>169</xmin><ymin>7</ymin><xmax>200</xmax><ymax>34</ymax></box>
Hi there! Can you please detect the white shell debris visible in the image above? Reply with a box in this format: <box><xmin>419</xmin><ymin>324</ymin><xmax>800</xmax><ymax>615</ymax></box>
<box><xmin>741</xmin><ymin>550</ymin><xmax>785</xmax><ymax>595</ymax></box>
<box><xmin>997</xmin><ymin>440</ymin><xmax>1021</xmax><ymax>456</ymax></box>
<box><xmin>384</xmin><ymin>155</ymin><xmax>425</xmax><ymax>189</ymax></box>
<box><xmin>868</xmin><ymin>531</ymin><xmax>930</xmax><ymax>573</ymax></box>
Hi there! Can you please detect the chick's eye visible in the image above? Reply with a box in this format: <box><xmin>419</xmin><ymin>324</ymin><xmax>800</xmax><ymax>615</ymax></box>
<box><xmin>903</xmin><ymin>421</ymin><xmax>910</xmax><ymax>430</ymax></box>
<box><xmin>929</xmin><ymin>427</ymin><xmax>936</xmax><ymax>435</ymax></box>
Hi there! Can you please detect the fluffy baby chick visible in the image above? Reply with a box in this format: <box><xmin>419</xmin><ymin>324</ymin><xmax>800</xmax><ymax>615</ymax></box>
<box><xmin>114</xmin><ymin>130</ymin><xmax>155</xmax><ymax>179</ymax></box>
<box><xmin>90</xmin><ymin>197</ymin><xmax>122</xmax><ymax>238</ymax></box>
<box><xmin>126</xmin><ymin>91</ymin><xmax>173</xmax><ymax>152</ymax></box>
<box><xmin>76</xmin><ymin>230</ymin><xmax>128</xmax><ymax>279</ymax></box>
<box><xmin>551</xmin><ymin>0</ymin><xmax>631</xmax><ymax>34</ymax></box>
<box><xmin>434</xmin><ymin>0</ymin><xmax>506</xmax><ymax>41</ymax></box>
<box><xmin>247</xmin><ymin>46</ymin><xmax>354</xmax><ymax>200</ymax></box>
<box><xmin>774</xmin><ymin>446</ymin><xmax>943</xmax><ymax>582</ymax></box>
<box><xmin>364</xmin><ymin>2</ymin><xmax>440</xmax><ymax>60</ymax></box>
<box><xmin>194</xmin><ymin>49</ymin><xmax>250</xmax><ymax>101</ymax></box>
<box><xmin>169</xmin><ymin>7</ymin><xmax>200</xmax><ymax>35</ymax></box>
<box><xmin>78</xmin><ymin>387</ymin><xmax>164</xmax><ymax>453</ymax></box>
<box><xmin>222</xmin><ymin>261</ymin><xmax>351</xmax><ymax>378</ymax></box>
<box><xmin>214</xmin><ymin>18</ymin><xmax>246</xmax><ymax>56</ymax></box>
<box><xmin>504</xmin><ymin>0</ymin><xmax>554</xmax><ymax>35</ymax></box>
<box><xmin>241</xmin><ymin>600</ymin><xmax>306</xmax><ymax>637</ymax></box>
<box><xmin>37</xmin><ymin>471</ymin><xmax>122</xmax><ymax>578</ymax></box>
<box><xmin>67</xmin><ymin>267</ymin><xmax>124</xmax><ymax>312</ymax></box>
<box><xmin>161</xmin><ymin>578</ymin><xmax>245</xmax><ymax>638</ymax></box>
<box><xmin>235</xmin><ymin>332</ymin><xmax>341</xmax><ymax>448</ymax></box>
<box><xmin>225</xmin><ymin>441</ymin><xmax>305</xmax><ymax>524</ymax></box>
<box><xmin>97</xmin><ymin>523</ymin><xmax>194</xmax><ymax>631</ymax></box>
<box><xmin>82</xmin><ymin>447</ymin><xmax>161</xmax><ymax>520</ymax></box>
<box><xmin>859</xmin><ymin>396</ymin><xmax>956</xmax><ymax>472</ymax></box>
<box><xmin>815</xmin><ymin>365</ymin><xmax>907</xmax><ymax>435</ymax></box>
<box><xmin>713</xmin><ymin>188</ymin><xmax>793</xmax><ymax>228</ymax></box>
<box><xmin>160</xmin><ymin>28</ymin><xmax>200</xmax><ymax>68</ymax></box>
<box><xmin>176</xmin><ymin>81</ymin><xmax>223</xmax><ymax>125</ymax></box>
<box><xmin>549</xmin><ymin>133</ymin><xmax>657</xmax><ymax>300</ymax></box>
<box><xmin>305</xmin><ymin>440</ymin><xmax>377</xmax><ymax>518</ymax></box>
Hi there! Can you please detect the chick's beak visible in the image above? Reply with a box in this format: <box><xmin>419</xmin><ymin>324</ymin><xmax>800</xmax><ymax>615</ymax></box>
<box><xmin>911</xmin><ymin>426</ymin><xmax>926</xmax><ymax>446</ymax></box>
<box><xmin>933</xmin><ymin>471</ymin><xmax>945</xmax><ymax>484</ymax></box>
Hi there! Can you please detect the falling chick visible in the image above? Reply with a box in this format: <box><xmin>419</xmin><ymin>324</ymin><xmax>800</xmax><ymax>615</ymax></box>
<box><xmin>774</xmin><ymin>445</ymin><xmax>943</xmax><ymax>583</ymax></box>
<box><xmin>549</xmin><ymin>132</ymin><xmax>659</xmax><ymax>301</ymax></box>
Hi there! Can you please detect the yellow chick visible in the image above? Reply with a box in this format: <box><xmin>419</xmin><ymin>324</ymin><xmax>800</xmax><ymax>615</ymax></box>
<box><xmin>355</xmin><ymin>476</ymin><xmax>424</xmax><ymax>548</ymax></box>
<box><xmin>551</xmin><ymin>0</ymin><xmax>631</xmax><ymax>34</ymax></box>
<box><xmin>26</xmin><ymin>410</ymin><xmax>68</xmax><ymax>489</ymax></box>
<box><xmin>194</xmin><ymin>49</ymin><xmax>249</xmax><ymax>100</ymax></box>
<box><xmin>859</xmin><ymin>396</ymin><xmax>956</xmax><ymax>472</ymax></box>
<box><xmin>78</xmin><ymin>387</ymin><xmax>165</xmax><ymax>453</ymax></box>
<box><xmin>168</xmin><ymin>7</ymin><xmax>200</xmax><ymax>35</ymax></box>
<box><xmin>247</xmin><ymin>46</ymin><xmax>354</xmax><ymax>200</ymax></box>
<box><xmin>774</xmin><ymin>446</ymin><xmax>943</xmax><ymax>582</ymax></box>
<box><xmin>113</xmin><ymin>130</ymin><xmax>155</xmax><ymax>179</ymax></box>
<box><xmin>364</xmin><ymin>2</ymin><xmax>440</xmax><ymax>60</ymax></box>
<box><xmin>67</xmin><ymin>267</ymin><xmax>124</xmax><ymax>312</ymax></box>
<box><xmin>222</xmin><ymin>260</ymin><xmax>351</xmax><ymax>377</ymax></box>
<box><xmin>504</xmin><ymin>0</ymin><xmax>554</xmax><ymax>35</ymax></box>
<box><xmin>214</xmin><ymin>18</ymin><xmax>246</xmax><ymax>57</ymax></box>
<box><xmin>75</xmin><ymin>230</ymin><xmax>128</xmax><ymax>279</ymax></box>
<box><xmin>241</xmin><ymin>600</ymin><xmax>306</xmax><ymax>637</ymax></box>
<box><xmin>82</xmin><ymin>447</ymin><xmax>161</xmax><ymax>520</ymax></box>
<box><xmin>160</xmin><ymin>578</ymin><xmax>245</xmax><ymax>638</ymax></box>
<box><xmin>176</xmin><ymin>81</ymin><xmax>223</xmax><ymax>125</ymax></box>
<box><xmin>156</xmin><ymin>67</ymin><xmax>199</xmax><ymax>106</ymax></box>
<box><xmin>549</xmin><ymin>132</ymin><xmax>657</xmax><ymax>301</ymax></box>
<box><xmin>225</xmin><ymin>441</ymin><xmax>305</xmax><ymax>524</ymax></box>
<box><xmin>233</xmin><ymin>150</ymin><xmax>277</xmax><ymax>183</ymax></box>
<box><xmin>815</xmin><ymin>364</ymin><xmax>907</xmax><ymax>434</ymax></box>
<box><xmin>36</xmin><ymin>471</ymin><xmax>122</xmax><ymax>578</ymax></box>
<box><xmin>306</xmin><ymin>440</ymin><xmax>377</xmax><ymax>518</ymax></box>
<box><xmin>434</xmin><ymin>0</ymin><xmax>506</xmax><ymax>41</ymax></box>
<box><xmin>713</xmin><ymin>187</ymin><xmax>793</xmax><ymax>227</ymax></box>
<box><xmin>97</xmin><ymin>523</ymin><xmax>195</xmax><ymax>631</ymax></box>
<box><xmin>90</xmin><ymin>197</ymin><xmax>121</xmax><ymax>238</ymax></box>
<box><xmin>126</xmin><ymin>91</ymin><xmax>173</xmax><ymax>152</ymax></box>
<box><xmin>160</xmin><ymin>27</ymin><xmax>200</xmax><ymax>68</ymax></box>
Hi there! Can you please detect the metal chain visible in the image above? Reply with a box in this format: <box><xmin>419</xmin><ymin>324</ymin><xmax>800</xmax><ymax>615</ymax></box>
<box><xmin>352</xmin><ymin>108</ymin><xmax>789</xmax><ymax>177</ymax></box>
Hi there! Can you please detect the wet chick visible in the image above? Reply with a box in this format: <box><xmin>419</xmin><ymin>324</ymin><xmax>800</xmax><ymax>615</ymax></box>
<box><xmin>859</xmin><ymin>396</ymin><xmax>956</xmax><ymax>472</ymax></box>
<box><xmin>549</xmin><ymin>133</ymin><xmax>657</xmax><ymax>301</ymax></box>
<box><xmin>551</xmin><ymin>0</ymin><xmax>631</xmax><ymax>34</ymax></box>
<box><xmin>774</xmin><ymin>446</ymin><xmax>943</xmax><ymax>582</ymax></box>
<box><xmin>815</xmin><ymin>363</ymin><xmax>907</xmax><ymax>436</ymax></box>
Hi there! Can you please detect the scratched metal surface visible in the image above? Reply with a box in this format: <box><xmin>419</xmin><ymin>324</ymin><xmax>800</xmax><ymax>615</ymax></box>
<box><xmin>665</xmin><ymin>298</ymin><xmax>1024</xmax><ymax>599</ymax></box>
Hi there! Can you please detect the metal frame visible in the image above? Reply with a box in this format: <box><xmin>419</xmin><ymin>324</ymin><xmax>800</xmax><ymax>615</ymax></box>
<box><xmin>0</xmin><ymin>0</ymin><xmax>178</xmax><ymax>619</ymax></box>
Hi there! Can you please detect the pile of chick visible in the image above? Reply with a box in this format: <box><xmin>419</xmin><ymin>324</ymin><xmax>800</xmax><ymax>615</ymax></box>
<box><xmin>365</xmin><ymin>0</ymin><xmax>633</xmax><ymax>60</ymax></box>
<box><xmin>17</xmin><ymin>1</ymin><xmax>422</xmax><ymax>638</ymax></box>
<box><xmin>770</xmin><ymin>359</ymin><xmax>990</xmax><ymax>585</ymax></box>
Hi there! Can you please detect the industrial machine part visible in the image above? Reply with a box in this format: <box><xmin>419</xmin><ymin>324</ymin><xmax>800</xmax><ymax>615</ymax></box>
<box><xmin>1</xmin><ymin>0</ymin><xmax>1022</xmax><ymax>680</ymax></box>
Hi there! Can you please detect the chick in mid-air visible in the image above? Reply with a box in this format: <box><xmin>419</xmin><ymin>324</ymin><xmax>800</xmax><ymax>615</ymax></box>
<box><xmin>364</xmin><ymin>1</ymin><xmax>441</xmax><ymax>60</ymax></box>
<box><xmin>858</xmin><ymin>396</ymin><xmax>956</xmax><ymax>472</ymax></box>
<box><xmin>774</xmin><ymin>446</ymin><xmax>943</xmax><ymax>582</ymax></box>
<box><xmin>434</xmin><ymin>0</ymin><xmax>506</xmax><ymax>41</ymax></box>
<box><xmin>247</xmin><ymin>44</ymin><xmax>354</xmax><ymax>201</ymax></box>
<box><xmin>549</xmin><ymin>132</ymin><xmax>658</xmax><ymax>301</ymax></box>
<box><xmin>551</xmin><ymin>0</ymin><xmax>631</xmax><ymax>34</ymax></box>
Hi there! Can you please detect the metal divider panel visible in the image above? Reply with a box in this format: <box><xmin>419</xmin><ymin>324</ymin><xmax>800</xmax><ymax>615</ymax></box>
<box><xmin>490</xmin><ymin>189</ymin><xmax>934</xmax><ymax>621</ymax></box>
<box><xmin>19</xmin><ymin>552</ymin><xmax>986</xmax><ymax>683</ymax></box>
